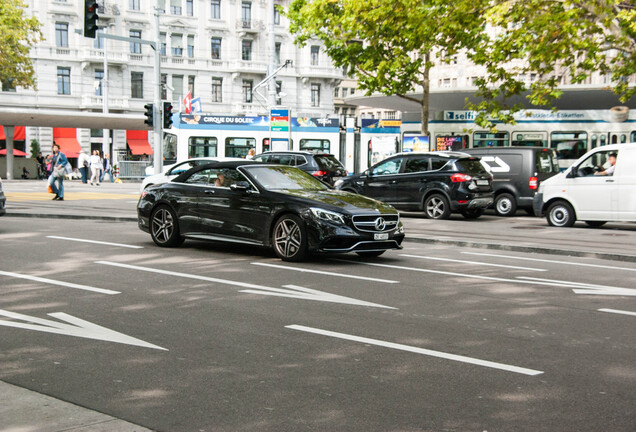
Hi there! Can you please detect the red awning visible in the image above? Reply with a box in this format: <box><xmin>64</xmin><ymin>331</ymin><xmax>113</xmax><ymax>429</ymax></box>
<box><xmin>0</xmin><ymin>149</ymin><xmax>27</xmax><ymax>156</ymax></box>
<box><xmin>128</xmin><ymin>140</ymin><xmax>154</xmax><ymax>155</ymax></box>
<box><xmin>126</xmin><ymin>130</ymin><xmax>153</xmax><ymax>155</ymax></box>
<box><xmin>53</xmin><ymin>128</ymin><xmax>81</xmax><ymax>158</ymax></box>
<box><xmin>55</xmin><ymin>138</ymin><xmax>81</xmax><ymax>158</ymax></box>
<box><xmin>0</xmin><ymin>126</ymin><xmax>26</xmax><ymax>141</ymax></box>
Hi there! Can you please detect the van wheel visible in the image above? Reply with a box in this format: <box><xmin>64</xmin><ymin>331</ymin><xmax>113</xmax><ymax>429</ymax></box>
<box><xmin>494</xmin><ymin>193</ymin><xmax>517</xmax><ymax>217</ymax></box>
<box><xmin>424</xmin><ymin>194</ymin><xmax>451</xmax><ymax>219</ymax></box>
<box><xmin>585</xmin><ymin>221</ymin><xmax>607</xmax><ymax>228</ymax></box>
<box><xmin>547</xmin><ymin>201</ymin><xmax>576</xmax><ymax>227</ymax></box>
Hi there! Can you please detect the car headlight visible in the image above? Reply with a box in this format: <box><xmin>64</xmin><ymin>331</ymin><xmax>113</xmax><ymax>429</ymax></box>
<box><xmin>310</xmin><ymin>207</ymin><xmax>345</xmax><ymax>225</ymax></box>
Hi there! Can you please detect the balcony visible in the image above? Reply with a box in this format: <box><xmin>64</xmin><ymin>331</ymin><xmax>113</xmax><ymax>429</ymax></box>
<box><xmin>81</xmin><ymin>95</ymin><xmax>130</xmax><ymax>110</ymax></box>
<box><xmin>81</xmin><ymin>48</ymin><xmax>128</xmax><ymax>66</ymax></box>
<box><xmin>236</xmin><ymin>19</ymin><xmax>265</xmax><ymax>34</ymax></box>
<box><xmin>230</xmin><ymin>60</ymin><xmax>268</xmax><ymax>74</ymax></box>
<box><xmin>297</xmin><ymin>65</ymin><xmax>346</xmax><ymax>81</ymax></box>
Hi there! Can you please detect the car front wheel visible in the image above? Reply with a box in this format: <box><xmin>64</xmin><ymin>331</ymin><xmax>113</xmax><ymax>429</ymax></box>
<box><xmin>272</xmin><ymin>214</ymin><xmax>308</xmax><ymax>261</ymax></box>
<box><xmin>150</xmin><ymin>205</ymin><xmax>184</xmax><ymax>247</ymax></box>
<box><xmin>424</xmin><ymin>194</ymin><xmax>451</xmax><ymax>219</ymax></box>
<box><xmin>547</xmin><ymin>201</ymin><xmax>576</xmax><ymax>227</ymax></box>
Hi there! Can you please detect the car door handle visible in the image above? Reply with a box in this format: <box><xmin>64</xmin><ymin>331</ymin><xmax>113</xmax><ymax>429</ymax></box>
<box><xmin>605</xmin><ymin>179</ymin><xmax>614</xmax><ymax>183</ymax></box>
<box><xmin>204</xmin><ymin>189</ymin><xmax>215</xmax><ymax>194</ymax></box>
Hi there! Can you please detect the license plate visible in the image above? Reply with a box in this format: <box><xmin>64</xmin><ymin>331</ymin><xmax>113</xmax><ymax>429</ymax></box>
<box><xmin>374</xmin><ymin>233</ymin><xmax>389</xmax><ymax>240</ymax></box>
<box><xmin>476</xmin><ymin>179</ymin><xmax>489</xmax><ymax>186</ymax></box>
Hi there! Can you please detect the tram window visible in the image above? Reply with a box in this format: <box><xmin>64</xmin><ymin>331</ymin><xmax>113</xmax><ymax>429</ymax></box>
<box><xmin>189</xmin><ymin>137</ymin><xmax>218</xmax><ymax>158</ymax></box>
<box><xmin>225</xmin><ymin>137</ymin><xmax>256</xmax><ymax>158</ymax></box>
<box><xmin>631</xmin><ymin>131</ymin><xmax>636</xmax><ymax>142</ymax></box>
<box><xmin>591</xmin><ymin>135</ymin><xmax>598</xmax><ymax>148</ymax></box>
<box><xmin>600</xmin><ymin>135</ymin><xmax>607</xmax><ymax>146</ymax></box>
<box><xmin>620</xmin><ymin>134</ymin><xmax>627</xmax><ymax>144</ymax></box>
<box><xmin>511</xmin><ymin>132</ymin><xmax>547</xmax><ymax>147</ymax></box>
<box><xmin>473</xmin><ymin>132</ymin><xmax>509</xmax><ymax>147</ymax></box>
<box><xmin>550</xmin><ymin>132</ymin><xmax>587</xmax><ymax>160</ymax></box>
<box><xmin>163</xmin><ymin>133</ymin><xmax>178</xmax><ymax>165</ymax></box>
<box><xmin>300</xmin><ymin>139</ymin><xmax>330</xmax><ymax>152</ymax></box>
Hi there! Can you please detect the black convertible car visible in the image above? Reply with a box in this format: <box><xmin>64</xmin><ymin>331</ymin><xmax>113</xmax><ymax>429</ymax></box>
<box><xmin>137</xmin><ymin>160</ymin><xmax>405</xmax><ymax>261</ymax></box>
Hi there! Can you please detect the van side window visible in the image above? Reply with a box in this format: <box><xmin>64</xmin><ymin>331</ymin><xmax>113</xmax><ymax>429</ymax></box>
<box><xmin>404</xmin><ymin>157</ymin><xmax>430</xmax><ymax>173</ymax></box>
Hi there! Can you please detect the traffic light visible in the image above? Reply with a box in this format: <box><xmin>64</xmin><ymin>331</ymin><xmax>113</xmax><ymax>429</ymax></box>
<box><xmin>83</xmin><ymin>1</ymin><xmax>99</xmax><ymax>38</ymax></box>
<box><xmin>163</xmin><ymin>102</ymin><xmax>173</xmax><ymax>129</ymax></box>
<box><xmin>144</xmin><ymin>103</ymin><xmax>154</xmax><ymax>127</ymax></box>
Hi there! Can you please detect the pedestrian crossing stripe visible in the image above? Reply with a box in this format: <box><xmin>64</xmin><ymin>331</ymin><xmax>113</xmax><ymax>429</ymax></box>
<box><xmin>5</xmin><ymin>192</ymin><xmax>138</xmax><ymax>202</ymax></box>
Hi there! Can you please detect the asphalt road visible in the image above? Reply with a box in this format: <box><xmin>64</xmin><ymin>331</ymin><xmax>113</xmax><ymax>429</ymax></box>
<box><xmin>1</xmin><ymin>216</ymin><xmax>634</xmax><ymax>431</ymax></box>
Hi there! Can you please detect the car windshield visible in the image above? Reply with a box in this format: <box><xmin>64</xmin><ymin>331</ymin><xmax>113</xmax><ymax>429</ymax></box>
<box><xmin>244</xmin><ymin>165</ymin><xmax>329</xmax><ymax>191</ymax></box>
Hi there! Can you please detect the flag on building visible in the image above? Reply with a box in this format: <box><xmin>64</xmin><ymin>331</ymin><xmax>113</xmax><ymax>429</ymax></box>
<box><xmin>183</xmin><ymin>92</ymin><xmax>192</xmax><ymax>114</ymax></box>
<box><xmin>190</xmin><ymin>97</ymin><xmax>202</xmax><ymax>113</ymax></box>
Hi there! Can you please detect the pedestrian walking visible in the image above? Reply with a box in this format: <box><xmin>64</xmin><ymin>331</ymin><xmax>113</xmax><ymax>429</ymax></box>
<box><xmin>36</xmin><ymin>152</ymin><xmax>46</xmax><ymax>179</ymax></box>
<box><xmin>48</xmin><ymin>143</ymin><xmax>68</xmax><ymax>200</ymax></box>
<box><xmin>89</xmin><ymin>150</ymin><xmax>102</xmax><ymax>186</ymax></box>
<box><xmin>101</xmin><ymin>153</ymin><xmax>114</xmax><ymax>183</ymax></box>
<box><xmin>78</xmin><ymin>150</ymin><xmax>90</xmax><ymax>184</ymax></box>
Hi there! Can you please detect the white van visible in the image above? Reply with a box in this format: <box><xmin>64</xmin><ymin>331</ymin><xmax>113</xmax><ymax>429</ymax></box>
<box><xmin>533</xmin><ymin>142</ymin><xmax>636</xmax><ymax>227</ymax></box>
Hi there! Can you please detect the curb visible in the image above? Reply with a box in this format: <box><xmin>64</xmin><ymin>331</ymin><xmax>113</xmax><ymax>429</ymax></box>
<box><xmin>7</xmin><ymin>212</ymin><xmax>636</xmax><ymax>263</ymax></box>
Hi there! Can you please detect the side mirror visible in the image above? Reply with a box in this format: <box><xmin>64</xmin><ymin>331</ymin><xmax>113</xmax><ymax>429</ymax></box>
<box><xmin>230</xmin><ymin>181</ymin><xmax>251</xmax><ymax>193</ymax></box>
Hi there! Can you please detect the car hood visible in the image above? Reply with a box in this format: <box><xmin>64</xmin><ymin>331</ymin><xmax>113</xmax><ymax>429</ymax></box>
<box><xmin>274</xmin><ymin>189</ymin><xmax>397</xmax><ymax>214</ymax></box>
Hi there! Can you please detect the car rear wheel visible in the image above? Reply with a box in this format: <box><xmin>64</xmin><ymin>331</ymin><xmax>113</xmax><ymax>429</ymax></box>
<box><xmin>547</xmin><ymin>201</ymin><xmax>576</xmax><ymax>227</ymax></box>
<box><xmin>585</xmin><ymin>221</ymin><xmax>607</xmax><ymax>228</ymax></box>
<box><xmin>424</xmin><ymin>194</ymin><xmax>451</xmax><ymax>219</ymax></box>
<box><xmin>272</xmin><ymin>214</ymin><xmax>308</xmax><ymax>262</ymax></box>
<box><xmin>494</xmin><ymin>193</ymin><xmax>517</xmax><ymax>217</ymax></box>
<box><xmin>150</xmin><ymin>205</ymin><xmax>185</xmax><ymax>247</ymax></box>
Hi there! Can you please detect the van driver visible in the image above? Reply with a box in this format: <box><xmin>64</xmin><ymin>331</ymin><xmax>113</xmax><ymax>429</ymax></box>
<box><xmin>595</xmin><ymin>153</ymin><xmax>617</xmax><ymax>176</ymax></box>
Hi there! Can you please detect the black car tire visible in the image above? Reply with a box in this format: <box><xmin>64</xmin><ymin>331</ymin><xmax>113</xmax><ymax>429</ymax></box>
<box><xmin>150</xmin><ymin>205</ymin><xmax>185</xmax><ymax>247</ymax></box>
<box><xmin>460</xmin><ymin>208</ymin><xmax>484</xmax><ymax>219</ymax></box>
<box><xmin>547</xmin><ymin>201</ymin><xmax>576</xmax><ymax>227</ymax></box>
<box><xmin>424</xmin><ymin>194</ymin><xmax>451</xmax><ymax>220</ymax></box>
<box><xmin>356</xmin><ymin>250</ymin><xmax>385</xmax><ymax>258</ymax></box>
<box><xmin>585</xmin><ymin>221</ymin><xmax>607</xmax><ymax>228</ymax></box>
<box><xmin>272</xmin><ymin>214</ymin><xmax>309</xmax><ymax>262</ymax></box>
<box><xmin>494</xmin><ymin>193</ymin><xmax>517</xmax><ymax>217</ymax></box>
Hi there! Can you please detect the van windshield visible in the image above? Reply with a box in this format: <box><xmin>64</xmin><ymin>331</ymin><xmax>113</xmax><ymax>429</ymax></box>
<box><xmin>536</xmin><ymin>150</ymin><xmax>560</xmax><ymax>173</ymax></box>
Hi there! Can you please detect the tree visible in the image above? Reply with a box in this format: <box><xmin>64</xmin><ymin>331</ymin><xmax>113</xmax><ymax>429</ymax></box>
<box><xmin>469</xmin><ymin>0</ymin><xmax>636</xmax><ymax>129</ymax></box>
<box><xmin>286</xmin><ymin>0</ymin><xmax>487</xmax><ymax>135</ymax></box>
<box><xmin>287</xmin><ymin>0</ymin><xmax>635</xmax><ymax>133</ymax></box>
<box><xmin>0</xmin><ymin>0</ymin><xmax>42</xmax><ymax>90</ymax></box>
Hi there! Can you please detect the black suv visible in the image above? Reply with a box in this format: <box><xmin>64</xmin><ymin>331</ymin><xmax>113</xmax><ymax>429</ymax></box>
<box><xmin>335</xmin><ymin>152</ymin><xmax>494</xmax><ymax>219</ymax></box>
<box><xmin>252</xmin><ymin>151</ymin><xmax>347</xmax><ymax>185</ymax></box>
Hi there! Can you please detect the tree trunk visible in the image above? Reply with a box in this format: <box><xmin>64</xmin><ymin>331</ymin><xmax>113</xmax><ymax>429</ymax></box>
<box><xmin>421</xmin><ymin>55</ymin><xmax>430</xmax><ymax>148</ymax></box>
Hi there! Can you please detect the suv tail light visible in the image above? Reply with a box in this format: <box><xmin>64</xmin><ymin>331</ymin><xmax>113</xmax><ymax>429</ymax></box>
<box><xmin>451</xmin><ymin>173</ymin><xmax>472</xmax><ymax>183</ymax></box>
<box><xmin>311</xmin><ymin>170</ymin><xmax>327</xmax><ymax>177</ymax></box>
<box><xmin>529</xmin><ymin>176</ymin><xmax>538</xmax><ymax>190</ymax></box>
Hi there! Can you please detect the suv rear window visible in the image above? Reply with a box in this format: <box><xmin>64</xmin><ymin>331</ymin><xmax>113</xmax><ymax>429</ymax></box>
<box><xmin>453</xmin><ymin>158</ymin><xmax>490</xmax><ymax>175</ymax></box>
<box><xmin>314</xmin><ymin>154</ymin><xmax>344</xmax><ymax>170</ymax></box>
<box><xmin>536</xmin><ymin>150</ymin><xmax>560</xmax><ymax>173</ymax></box>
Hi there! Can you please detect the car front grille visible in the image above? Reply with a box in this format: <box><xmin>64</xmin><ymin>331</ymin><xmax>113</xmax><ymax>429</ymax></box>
<box><xmin>352</xmin><ymin>214</ymin><xmax>400</xmax><ymax>232</ymax></box>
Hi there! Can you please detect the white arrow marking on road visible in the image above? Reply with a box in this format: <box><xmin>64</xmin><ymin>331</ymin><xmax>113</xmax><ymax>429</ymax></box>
<box><xmin>286</xmin><ymin>325</ymin><xmax>543</xmax><ymax>376</ymax></box>
<box><xmin>47</xmin><ymin>235</ymin><xmax>144</xmax><ymax>249</ymax></box>
<box><xmin>517</xmin><ymin>277</ymin><xmax>636</xmax><ymax>296</ymax></box>
<box><xmin>0</xmin><ymin>270</ymin><xmax>119</xmax><ymax>295</ymax></box>
<box><xmin>97</xmin><ymin>261</ymin><xmax>395</xmax><ymax>309</ymax></box>
<box><xmin>0</xmin><ymin>310</ymin><xmax>167</xmax><ymax>351</ymax></box>
<box><xmin>251</xmin><ymin>262</ymin><xmax>400</xmax><ymax>283</ymax></box>
<box><xmin>598</xmin><ymin>308</ymin><xmax>636</xmax><ymax>317</ymax></box>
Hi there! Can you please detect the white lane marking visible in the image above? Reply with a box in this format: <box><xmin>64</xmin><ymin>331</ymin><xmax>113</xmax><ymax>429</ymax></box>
<box><xmin>339</xmin><ymin>260</ymin><xmax>636</xmax><ymax>295</ymax></box>
<box><xmin>462</xmin><ymin>251</ymin><xmax>636</xmax><ymax>272</ymax></box>
<box><xmin>97</xmin><ymin>261</ymin><xmax>395</xmax><ymax>309</ymax></box>
<box><xmin>286</xmin><ymin>325</ymin><xmax>543</xmax><ymax>376</ymax></box>
<box><xmin>518</xmin><ymin>276</ymin><xmax>636</xmax><ymax>296</ymax></box>
<box><xmin>400</xmin><ymin>254</ymin><xmax>546</xmax><ymax>272</ymax></box>
<box><xmin>47</xmin><ymin>235</ymin><xmax>143</xmax><ymax>249</ymax></box>
<box><xmin>598</xmin><ymin>308</ymin><xmax>636</xmax><ymax>317</ymax></box>
<box><xmin>0</xmin><ymin>270</ymin><xmax>119</xmax><ymax>295</ymax></box>
<box><xmin>251</xmin><ymin>262</ymin><xmax>399</xmax><ymax>283</ymax></box>
<box><xmin>0</xmin><ymin>310</ymin><xmax>166</xmax><ymax>350</ymax></box>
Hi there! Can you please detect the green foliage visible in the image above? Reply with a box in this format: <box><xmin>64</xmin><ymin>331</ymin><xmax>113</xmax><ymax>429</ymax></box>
<box><xmin>287</xmin><ymin>0</ymin><xmax>635</xmax><ymax>131</ymax></box>
<box><xmin>30</xmin><ymin>139</ymin><xmax>40</xmax><ymax>157</ymax></box>
<box><xmin>0</xmin><ymin>0</ymin><xmax>42</xmax><ymax>90</ymax></box>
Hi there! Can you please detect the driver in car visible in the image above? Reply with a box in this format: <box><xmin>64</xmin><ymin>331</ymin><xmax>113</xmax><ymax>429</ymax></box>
<box><xmin>594</xmin><ymin>153</ymin><xmax>617</xmax><ymax>176</ymax></box>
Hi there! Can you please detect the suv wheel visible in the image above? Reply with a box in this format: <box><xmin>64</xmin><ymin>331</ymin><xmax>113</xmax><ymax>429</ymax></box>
<box><xmin>494</xmin><ymin>193</ymin><xmax>517</xmax><ymax>217</ymax></box>
<box><xmin>424</xmin><ymin>194</ymin><xmax>451</xmax><ymax>220</ymax></box>
<box><xmin>547</xmin><ymin>201</ymin><xmax>576</xmax><ymax>227</ymax></box>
